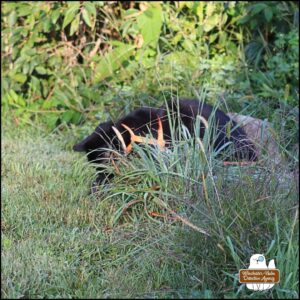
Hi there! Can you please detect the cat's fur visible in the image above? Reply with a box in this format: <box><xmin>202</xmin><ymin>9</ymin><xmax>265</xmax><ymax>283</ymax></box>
<box><xmin>74</xmin><ymin>99</ymin><xmax>257</xmax><ymax>193</ymax></box>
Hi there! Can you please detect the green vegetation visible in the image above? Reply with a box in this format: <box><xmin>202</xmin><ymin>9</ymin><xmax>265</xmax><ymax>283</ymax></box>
<box><xmin>1</xmin><ymin>1</ymin><xmax>299</xmax><ymax>299</ymax></box>
<box><xmin>2</xmin><ymin>2</ymin><xmax>298</xmax><ymax>136</ymax></box>
<box><xmin>2</xmin><ymin>123</ymin><xmax>298</xmax><ymax>298</ymax></box>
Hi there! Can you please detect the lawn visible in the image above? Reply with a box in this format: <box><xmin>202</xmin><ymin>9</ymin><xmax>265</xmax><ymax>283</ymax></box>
<box><xmin>1</xmin><ymin>120</ymin><xmax>298</xmax><ymax>299</ymax></box>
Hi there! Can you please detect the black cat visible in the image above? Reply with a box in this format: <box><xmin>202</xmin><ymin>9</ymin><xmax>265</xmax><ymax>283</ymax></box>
<box><xmin>73</xmin><ymin>99</ymin><xmax>257</xmax><ymax>193</ymax></box>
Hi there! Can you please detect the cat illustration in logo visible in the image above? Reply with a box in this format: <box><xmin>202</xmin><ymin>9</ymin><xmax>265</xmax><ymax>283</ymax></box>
<box><xmin>246</xmin><ymin>254</ymin><xmax>276</xmax><ymax>291</ymax></box>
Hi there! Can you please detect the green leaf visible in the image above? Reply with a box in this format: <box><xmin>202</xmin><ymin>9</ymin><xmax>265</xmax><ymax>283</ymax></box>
<box><xmin>9</xmin><ymin>90</ymin><xmax>26</xmax><ymax>107</ymax></box>
<box><xmin>43</xmin><ymin>17</ymin><xmax>52</xmax><ymax>32</ymax></box>
<box><xmin>209</xmin><ymin>33</ymin><xmax>219</xmax><ymax>44</ymax></box>
<box><xmin>123</xmin><ymin>8</ymin><xmax>139</xmax><ymax>17</ymax></box>
<box><xmin>82</xmin><ymin>8</ymin><xmax>92</xmax><ymax>27</ymax></box>
<box><xmin>250</xmin><ymin>19</ymin><xmax>258</xmax><ymax>30</ymax></box>
<box><xmin>84</xmin><ymin>2</ymin><xmax>96</xmax><ymax>17</ymax></box>
<box><xmin>250</xmin><ymin>3</ymin><xmax>267</xmax><ymax>15</ymax></box>
<box><xmin>183</xmin><ymin>39</ymin><xmax>195</xmax><ymax>52</ymax></box>
<box><xmin>196</xmin><ymin>2</ymin><xmax>204</xmax><ymax>22</ymax></box>
<box><xmin>30</xmin><ymin>76</ymin><xmax>41</xmax><ymax>92</ymax></box>
<box><xmin>137</xmin><ymin>7</ymin><xmax>163</xmax><ymax>48</ymax></box>
<box><xmin>8</xmin><ymin>10</ymin><xmax>17</xmax><ymax>27</ymax></box>
<box><xmin>61</xmin><ymin>111</ymin><xmax>75</xmax><ymax>123</ymax></box>
<box><xmin>63</xmin><ymin>3</ymin><xmax>80</xmax><ymax>29</ymax></box>
<box><xmin>205</xmin><ymin>2</ymin><xmax>215</xmax><ymax>17</ymax></box>
<box><xmin>70</xmin><ymin>14</ymin><xmax>80</xmax><ymax>35</ymax></box>
<box><xmin>43</xmin><ymin>114</ymin><xmax>58</xmax><ymax>129</ymax></box>
<box><xmin>171</xmin><ymin>32</ymin><xmax>183</xmax><ymax>45</ymax></box>
<box><xmin>35</xmin><ymin>66</ymin><xmax>47</xmax><ymax>75</ymax></box>
<box><xmin>23</xmin><ymin>63</ymin><xmax>30</xmax><ymax>74</ymax></box>
<box><xmin>42</xmin><ymin>98</ymin><xmax>61</xmax><ymax>109</ymax></box>
<box><xmin>29</xmin><ymin>60</ymin><xmax>39</xmax><ymax>74</ymax></box>
<box><xmin>51</xmin><ymin>9</ymin><xmax>60</xmax><ymax>24</ymax></box>
<box><xmin>238</xmin><ymin>15</ymin><xmax>251</xmax><ymax>25</ymax></box>
<box><xmin>14</xmin><ymin>73</ymin><xmax>27</xmax><ymax>84</ymax></box>
<box><xmin>17</xmin><ymin>4</ymin><xmax>32</xmax><ymax>17</ymax></box>
<box><xmin>94</xmin><ymin>43</ymin><xmax>135</xmax><ymax>82</ymax></box>
<box><xmin>221</xmin><ymin>13</ymin><xmax>228</xmax><ymax>26</ymax></box>
<box><xmin>264</xmin><ymin>8</ymin><xmax>273</xmax><ymax>22</ymax></box>
<box><xmin>203</xmin><ymin>14</ymin><xmax>219</xmax><ymax>32</ymax></box>
<box><xmin>71</xmin><ymin>111</ymin><xmax>82</xmax><ymax>124</ymax></box>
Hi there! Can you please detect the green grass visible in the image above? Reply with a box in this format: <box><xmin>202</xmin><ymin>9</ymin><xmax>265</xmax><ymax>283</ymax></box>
<box><xmin>1</xmin><ymin>119</ymin><xmax>299</xmax><ymax>299</ymax></box>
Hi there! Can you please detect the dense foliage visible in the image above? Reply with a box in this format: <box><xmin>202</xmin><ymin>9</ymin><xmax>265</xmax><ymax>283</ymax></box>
<box><xmin>1</xmin><ymin>1</ymin><xmax>299</xmax><ymax>138</ymax></box>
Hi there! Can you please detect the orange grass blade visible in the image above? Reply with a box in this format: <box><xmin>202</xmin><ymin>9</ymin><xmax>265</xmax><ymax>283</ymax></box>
<box><xmin>121</xmin><ymin>123</ymin><xmax>166</xmax><ymax>150</ymax></box>
<box><xmin>156</xmin><ymin>117</ymin><xmax>165</xmax><ymax>150</ymax></box>
<box><xmin>112</xmin><ymin>126</ymin><xmax>131</xmax><ymax>154</ymax></box>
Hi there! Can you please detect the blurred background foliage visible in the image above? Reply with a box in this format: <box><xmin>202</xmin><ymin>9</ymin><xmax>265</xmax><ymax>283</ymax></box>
<box><xmin>1</xmin><ymin>1</ymin><xmax>299</xmax><ymax>144</ymax></box>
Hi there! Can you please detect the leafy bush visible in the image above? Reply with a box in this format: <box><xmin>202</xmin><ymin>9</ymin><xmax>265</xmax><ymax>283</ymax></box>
<box><xmin>1</xmin><ymin>1</ymin><xmax>299</xmax><ymax>138</ymax></box>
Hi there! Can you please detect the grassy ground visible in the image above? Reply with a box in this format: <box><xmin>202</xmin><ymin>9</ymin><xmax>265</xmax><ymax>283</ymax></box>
<box><xmin>1</xmin><ymin>120</ymin><xmax>299</xmax><ymax>299</ymax></box>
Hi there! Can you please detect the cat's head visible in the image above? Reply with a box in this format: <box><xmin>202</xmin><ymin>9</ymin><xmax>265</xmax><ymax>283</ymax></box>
<box><xmin>73</xmin><ymin>121</ymin><xmax>116</xmax><ymax>164</ymax></box>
